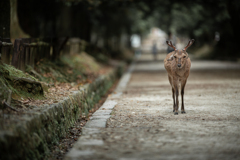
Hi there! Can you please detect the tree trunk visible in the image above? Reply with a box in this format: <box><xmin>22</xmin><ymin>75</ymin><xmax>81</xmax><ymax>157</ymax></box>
<box><xmin>10</xmin><ymin>0</ymin><xmax>30</xmax><ymax>40</ymax></box>
<box><xmin>0</xmin><ymin>0</ymin><xmax>10</xmax><ymax>38</ymax></box>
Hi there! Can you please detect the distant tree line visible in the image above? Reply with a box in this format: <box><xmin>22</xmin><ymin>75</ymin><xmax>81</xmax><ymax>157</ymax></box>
<box><xmin>1</xmin><ymin>0</ymin><xmax>239</xmax><ymax>59</ymax></box>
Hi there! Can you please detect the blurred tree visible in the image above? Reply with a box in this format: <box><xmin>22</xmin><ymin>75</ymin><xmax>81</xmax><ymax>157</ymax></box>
<box><xmin>151</xmin><ymin>0</ymin><xmax>239</xmax><ymax>59</ymax></box>
<box><xmin>10</xmin><ymin>0</ymin><xmax>29</xmax><ymax>40</ymax></box>
<box><xmin>0</xmin><ymin>0</ymin><xmax>10</xmax><ymax>38</ymax></box>
<box><xmin>8</xmin><ymin>0</ymin><xmax>240</xmax><ymax>59</ymax></box>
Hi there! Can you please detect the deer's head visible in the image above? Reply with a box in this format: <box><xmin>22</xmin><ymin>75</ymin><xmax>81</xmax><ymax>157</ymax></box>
<box><xmin>166</xmin><ymin>39</ymin><xmax>194</xmax><ymax>69</ymax></box>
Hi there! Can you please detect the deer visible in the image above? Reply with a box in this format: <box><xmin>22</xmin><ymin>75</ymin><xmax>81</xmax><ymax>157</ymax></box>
<box><xmin>164</xmin><ymin>39</ymin><xmax>194</xmax><ymax>115</ymax></box>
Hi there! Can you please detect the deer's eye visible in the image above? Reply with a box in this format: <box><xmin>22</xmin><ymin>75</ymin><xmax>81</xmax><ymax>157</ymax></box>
<box><xmin>183</xmin><ymin>56</ymin><xmax>186</xmax><ymax>58</ymax></box>
<box><xmin>174</xmin><ymin>56</ymin><xmax>177</xmax><ymax>58</ymax></box>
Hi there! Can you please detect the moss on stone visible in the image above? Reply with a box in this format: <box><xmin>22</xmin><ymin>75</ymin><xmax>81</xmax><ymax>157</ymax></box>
<box><xmin>0</xmin><ymin>64</ymin><xmax>45</xmax><ymax>108</ymax></box>
<box><xmin>0</xmin><ymin>63</ymin><xmax>125</xmax><ymax>160</ymax></box>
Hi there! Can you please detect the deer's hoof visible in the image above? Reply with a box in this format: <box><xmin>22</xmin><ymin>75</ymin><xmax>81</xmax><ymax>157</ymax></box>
<box><xmin>174</xmin><ymin>112</ymin><xmax>178</xmax><ymax>115</ymax></box>
<box><xmin>173</xmin><ymin>110</ymin><xmax>175</xmax><ymax>112</ymax></box>
<box><xmin>181</xmin><ymin>111</ymin><xmax>186</xmax><ymax>114</ymax></box>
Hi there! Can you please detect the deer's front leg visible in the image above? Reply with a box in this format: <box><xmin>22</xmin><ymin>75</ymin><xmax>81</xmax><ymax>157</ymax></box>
<box><xmin>172</xmin><ymin>88</ymin><xmax>175</xmax><ymax>112</ymax></box>
<box><xmin>181</xmin><ymin>79</ymin><xmax>187</xmax><ymax>114</ymax></box>
<box><xmin>173</xmin><ymin>78</ymin><xmax>179</xmax><ymax>115</ymax></box>
<box><xmin>168</xmin><ymin>75</ymin><xmax>175</xmax><ymax>112</ymax></box>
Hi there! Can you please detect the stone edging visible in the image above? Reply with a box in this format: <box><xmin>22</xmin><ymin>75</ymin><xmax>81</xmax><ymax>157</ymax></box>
<box><xmin>64</xmin><ymin>61</ymin><xmax>135</xmax><ymax>160</ymax></box>
<box><xmin>0</xmin><ymin>63</ymin><xmax>125</xmax><ymax>160</ymax></box>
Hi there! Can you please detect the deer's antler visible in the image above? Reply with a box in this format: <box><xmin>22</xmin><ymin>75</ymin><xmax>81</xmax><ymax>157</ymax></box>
<box><xmin>183</xmin><ymin>39</ymin><xmax>195</xmax><ymax>51</ymax></box>
<box><xmin>166</xmin><ymin>40</ymin><xmax>176</xmax><ymax>51</ymax></box>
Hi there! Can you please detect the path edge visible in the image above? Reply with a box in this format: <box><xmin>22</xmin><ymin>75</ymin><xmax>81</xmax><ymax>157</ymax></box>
<box><xmin>64</xmin><ymin>60</ymin><xmax>136</xmax><ymax>160</ymax></box>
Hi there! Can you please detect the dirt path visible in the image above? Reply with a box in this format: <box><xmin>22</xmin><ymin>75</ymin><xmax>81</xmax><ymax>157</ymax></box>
<box><xmin>65</xmin><ymin>54</ymin><xmax>240</xmax><ymax>160</ymax></box>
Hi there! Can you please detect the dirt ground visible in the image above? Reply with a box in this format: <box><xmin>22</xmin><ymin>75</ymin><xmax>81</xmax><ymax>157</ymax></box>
<box><xmin>65</xmin><ymin>53</ymin><xmax>240</xmax><ymax>160</ymax></box>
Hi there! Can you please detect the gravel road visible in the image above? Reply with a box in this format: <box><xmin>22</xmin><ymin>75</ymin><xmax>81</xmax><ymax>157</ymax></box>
<box><xmin>65</xmin><ymin>54</ymin><xmax>240</xmax><ymax>160</ymax></box>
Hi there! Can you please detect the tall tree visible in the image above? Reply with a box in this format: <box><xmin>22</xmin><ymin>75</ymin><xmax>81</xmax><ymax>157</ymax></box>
<box><xmin>0</xmin><ymin>0</ymin><xmax>10</xmax><ymax>38</ymax></box>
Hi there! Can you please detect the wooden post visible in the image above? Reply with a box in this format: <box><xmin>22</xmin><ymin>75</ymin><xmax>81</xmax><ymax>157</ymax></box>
<box><xmin>34</xmin><ymin>39</ymin><xmax>41</xmax><ymax>64</ymax></box>
<box><xmin>25</xmin><ymin>45</ymin><xmax>30</xmax><ymax>66</ymax></box>
<box><xmin>19</xmin><ymin>44</ymin><xmax>25</xmax><ymax>72</ymax></box>
<box><xmin>0</xmin><ymin>38</ymin><xmax>12</xmax><ymax>65</ymax></box>
<box><xmin>1</xmin><ymin>46</ymin><xmax>10</xmax><ymax>64</ymax></box>
<box><xmin>39</xmin><ymin>43</ymin><xmax>43</xmax><ymax>60</ymax></box>
<box><xmin>35</xmin><ymin>44</ymin><xmax>40</xmax><ymax>63</ymax></box>
<box><xmin>29</xmin><ymin>46</ymin><xmax>35</xmax><ymax>68</ymax></box>
<box><xmin>12</xmin><ymin>39</ymin><xmax>22</xmax><ymax>69</ymax></box>
<box><xmin>22</xmin><ymin>38</ymin><xmax>31</xmax><ymax>67</ymax></box>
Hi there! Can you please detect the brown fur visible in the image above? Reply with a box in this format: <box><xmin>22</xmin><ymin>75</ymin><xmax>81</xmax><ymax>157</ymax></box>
<box><xmin>164</xmin><ymin>40</ymin><xmax>194</xmax><ymax>115</ymax></box>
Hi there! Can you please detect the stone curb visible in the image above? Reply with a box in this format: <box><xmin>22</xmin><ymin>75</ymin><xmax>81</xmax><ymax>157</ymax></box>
<box><xmin>64</xmin><ymin>61</ymin><xmax>135</xmax><ymax>160</ymax></box>
<box><xmin>0</xmin><ymin>63</ymin><xmax>125</xmax><ymax>160</ymax></box>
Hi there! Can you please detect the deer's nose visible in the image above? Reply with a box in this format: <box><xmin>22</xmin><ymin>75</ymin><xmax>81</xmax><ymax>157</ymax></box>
<box><xmin>177</xmin><ymin>64</ymin><xmax>181</xmax><ymax>68</ymax></box>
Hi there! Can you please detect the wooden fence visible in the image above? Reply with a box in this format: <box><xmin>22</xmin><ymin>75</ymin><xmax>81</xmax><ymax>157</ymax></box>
<box><xmin>0</xmin><ymin>38</ymin><xmax>13</xmax><ymax>65</ymax></box>
<box><xmin>0</xmin><ymin>37</ymin><xmax>75</xmax><ymax>71</ymax></box>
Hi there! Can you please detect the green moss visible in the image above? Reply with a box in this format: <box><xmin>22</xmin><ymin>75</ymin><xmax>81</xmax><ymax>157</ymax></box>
<box><xmin>61</xmin><ymin>52</ymin><xmax>102</xmax><ymax>73</ymax></box>
<box><xmin>31</xmin><ymin>59</ymin><xmax>87</xmax><ymax>84</ymax></box>
<box><xmin>0</xmin><ymin>63</ymin><xmax>45</xmax><ymax>101</ymax></box>
<box><xmin>1</xmin><ymin>63</ymin><xmax>38</xmax><ymax>81</ymax></box>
